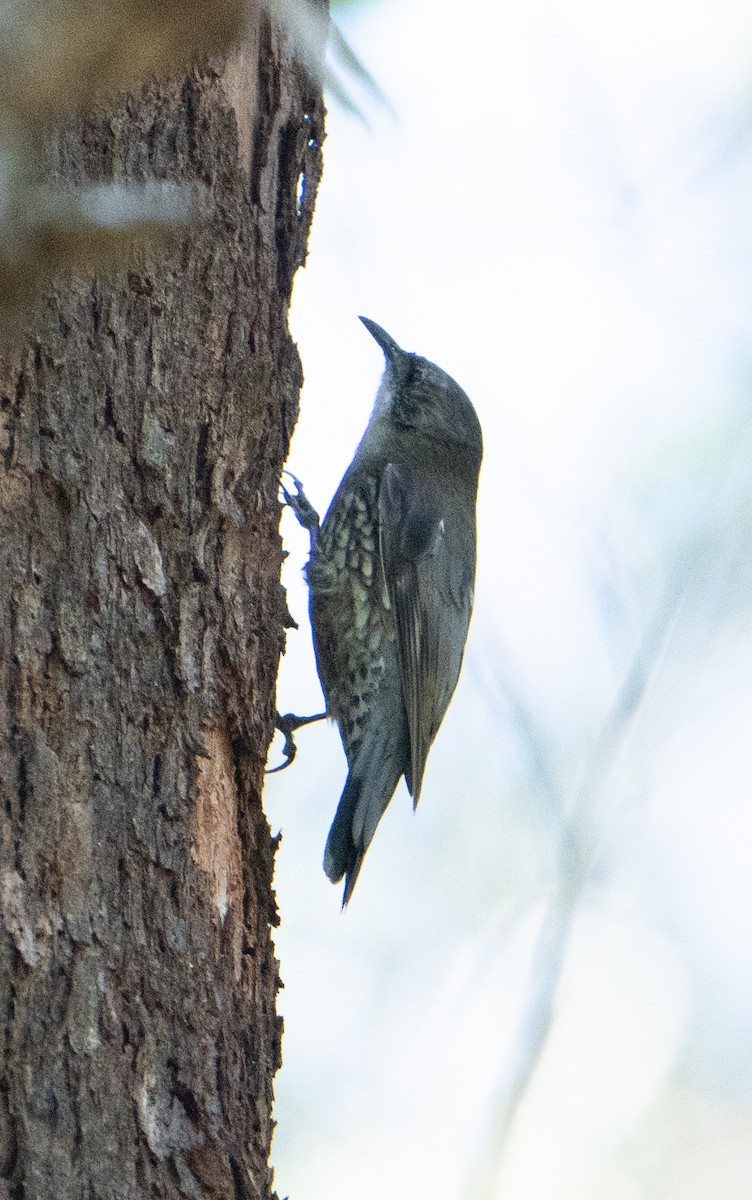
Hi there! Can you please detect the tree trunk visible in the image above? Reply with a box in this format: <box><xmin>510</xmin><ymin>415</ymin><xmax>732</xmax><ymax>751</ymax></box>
<box><xmin>0</xmin><ymin>8</ymin><xmax>325</xmax><ymax>1197</ymax></box>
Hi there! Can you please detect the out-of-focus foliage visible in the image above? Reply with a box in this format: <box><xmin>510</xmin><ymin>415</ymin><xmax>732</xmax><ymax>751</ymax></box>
<box><xmin>270</xmin><ymin>0</ymin><xmax>393</xmax><ymax>120</ymax></box>
<box><xmin>330</xmin><ymin>0</ymin><xmax>387</xmax><ymax>12</ymax></box>
<box><xmin>0</xmin><ymin>0</ymin><xmax>387</xmax><ymax>330</ymax></box>
<box><xmin>0</xmin><ymin>0</ymin><xmax>244</xmax><ymax>127</ymax></box>
<box><xmin>0</xmin><ymin>0</ymin><xmax>247</xmax><ymax>329</ymax></box>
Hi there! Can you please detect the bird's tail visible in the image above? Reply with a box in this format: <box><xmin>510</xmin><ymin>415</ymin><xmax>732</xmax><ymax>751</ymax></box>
<box><xmin>324</xmin><ymin>757</ymin><xmax>403</xmax><ymax>906</ymax></box>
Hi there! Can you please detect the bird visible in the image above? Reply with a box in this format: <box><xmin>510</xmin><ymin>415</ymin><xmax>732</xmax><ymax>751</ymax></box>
<box><xmin>283</xmin><ymin>316</ymin><xmax>482</xmax><ymax>904</ymax></box>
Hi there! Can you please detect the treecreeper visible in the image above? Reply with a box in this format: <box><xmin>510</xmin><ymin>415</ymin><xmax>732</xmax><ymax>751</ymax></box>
<box><xmin>282</xmin><ymin>317</ymin><xmax>483</xmax><ymax>905</ymax></box>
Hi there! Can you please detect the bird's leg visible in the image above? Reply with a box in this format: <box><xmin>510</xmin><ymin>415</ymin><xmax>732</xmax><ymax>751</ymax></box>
<box><xmin>270</xmin><ymin>471</ymin><xmax>326</xmax><ymax>773</ymax></box>
<box><xmin>267</xmin><ymin>710</ymin><xmax>327</xmax><ymax>773</ymax></box>
<box><xmin>281</xmin><ymin>471</ymin><xmax>320</xmax><ymax>553</ymax></box>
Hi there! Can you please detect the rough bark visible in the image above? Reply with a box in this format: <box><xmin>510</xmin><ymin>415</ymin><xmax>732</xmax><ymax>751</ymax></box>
<box><xmin>0</xmin><ymin>7</ymin><xmax>325</xmax><ymax>1198</ymax></box>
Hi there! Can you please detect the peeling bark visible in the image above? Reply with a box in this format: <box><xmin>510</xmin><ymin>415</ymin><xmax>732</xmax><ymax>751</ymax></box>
<box><xmin>0</xmin><ymin>7</ymin><xmax>326</xmax><ymax>1197</ymax></box>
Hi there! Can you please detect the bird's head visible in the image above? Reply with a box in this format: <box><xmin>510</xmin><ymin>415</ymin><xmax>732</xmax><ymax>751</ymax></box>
<box><xmin>359</xmin><ymin>316</ymin><xmax>483</xmax><ymax>466</ymax></box>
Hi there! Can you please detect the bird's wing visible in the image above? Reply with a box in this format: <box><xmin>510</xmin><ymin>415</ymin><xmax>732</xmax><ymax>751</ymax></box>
<box><xmin>378</xmin><ymin>461</ymin><xmax>475</xmax><ymax>804</ymax></box>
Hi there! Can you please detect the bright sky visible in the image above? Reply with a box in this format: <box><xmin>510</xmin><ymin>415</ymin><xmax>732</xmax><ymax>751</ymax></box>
<box><xmin>266</xmin><ymin>2</ymin><xmax>752</xmax><ymax>1197</ymax></box>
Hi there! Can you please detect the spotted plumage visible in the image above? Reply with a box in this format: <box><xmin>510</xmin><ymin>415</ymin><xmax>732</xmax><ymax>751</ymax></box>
<box><xmin>289</xmin><ymin>317</ymin><xmax>482</xmax><ymax>904</ymax></box>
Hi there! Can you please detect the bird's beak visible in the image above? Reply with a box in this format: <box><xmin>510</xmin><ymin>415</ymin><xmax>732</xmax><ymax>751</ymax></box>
<box><xmin>358</xmin><ymin>316</ymin><xmax>404</xmax><ymax>363</ymax></box>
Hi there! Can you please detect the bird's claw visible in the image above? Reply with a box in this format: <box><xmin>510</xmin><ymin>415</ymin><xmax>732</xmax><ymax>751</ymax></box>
<box><xmin>281</xmin><ymin>470</ymin><xmax>320</xmax><ymax>538</ymax></box>
<box><xmin>267</xmin><ymin>710</ymin><xmax>327</xmax><ymax>773</ymax></box>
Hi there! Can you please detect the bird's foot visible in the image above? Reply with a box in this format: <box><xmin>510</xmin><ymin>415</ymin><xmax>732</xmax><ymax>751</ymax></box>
<box><xmin>281</xmin><ymin>471</ymin><xmax>320</xmax><ymax>543</ymax></box>
<box><xmin>267</xmin><ymin>710</ymin><xmax>327</xmax><ymax>773</ymax></box>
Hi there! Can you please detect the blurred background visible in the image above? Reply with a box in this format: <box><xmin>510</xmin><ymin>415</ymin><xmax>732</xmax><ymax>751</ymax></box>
<box><xmin>265</xmin><ymin>0</ymin><xmax>752</xmax><ymax>1197</ymax></box>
